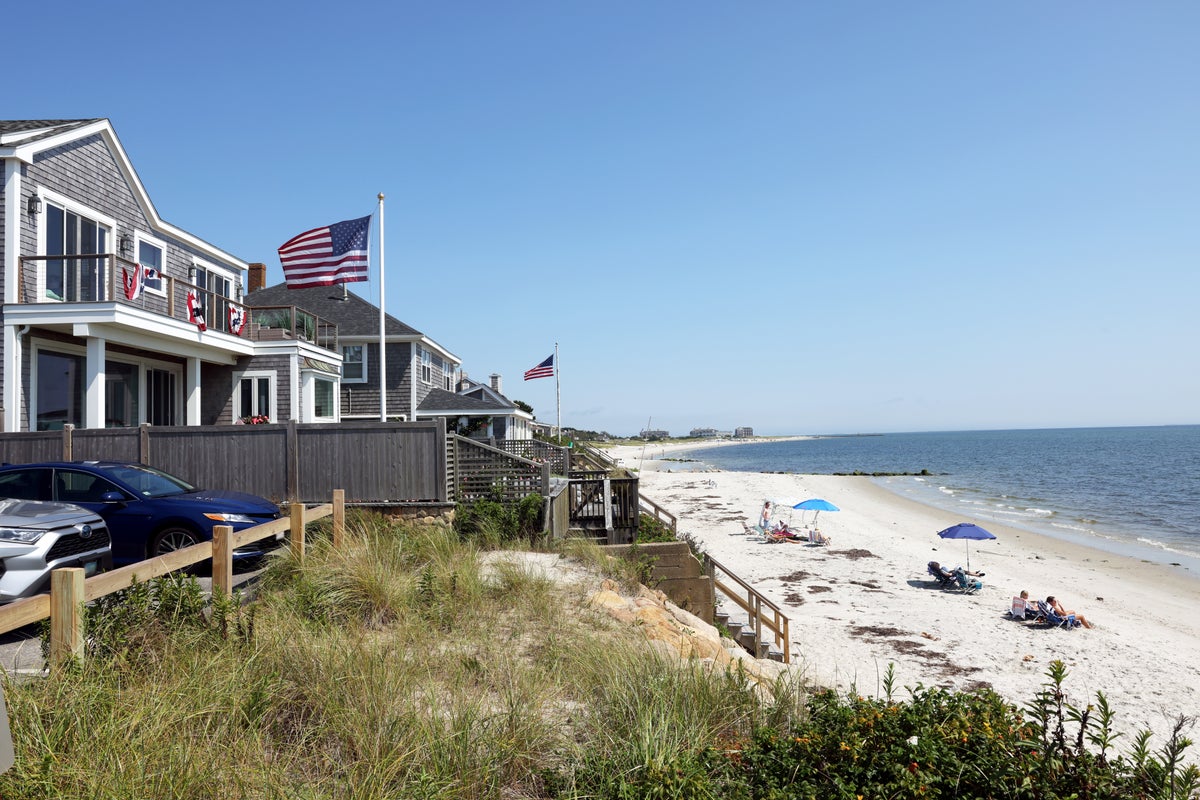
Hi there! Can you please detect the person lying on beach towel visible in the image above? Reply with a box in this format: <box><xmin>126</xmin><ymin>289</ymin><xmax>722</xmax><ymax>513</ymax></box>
<box><xmin>765</xmin><ymin>522</ymin><xmax>806</xmax><ymax>543</ymax></box>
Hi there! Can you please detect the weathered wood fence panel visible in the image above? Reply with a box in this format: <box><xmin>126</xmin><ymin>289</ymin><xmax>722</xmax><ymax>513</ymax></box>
<box><xmin>148</xmin><ymin>425</ymin><xmax>292</xmax><ymax>503</ymax></box>
<box><xmin>69</xmin><ymin>430</ymin><xmax>142</xmax><ymax>463</ymax></box>
<box><xmin>0</xmin><ymin>420</ymin><xmax>450</xmax><ymax>504</ymax></box>
<box><xmin>295</xmin><ymin>420</ymin><xmax>445</xmax><ymax>503</ymax></box>
<box><xmin>0</xmin><ymin>431</ymin><xmax>64</xmax><ymax>464</ymax></box>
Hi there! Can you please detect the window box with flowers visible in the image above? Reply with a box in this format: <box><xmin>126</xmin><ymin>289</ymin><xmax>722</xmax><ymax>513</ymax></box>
<box><xmin>238</xmin><ymin>415</ymin><xmax>270</xmax><ymax>425</ymax></box>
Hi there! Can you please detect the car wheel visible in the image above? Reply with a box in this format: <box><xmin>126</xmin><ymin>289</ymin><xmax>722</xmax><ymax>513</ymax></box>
<box><xmin>150</xmin><ymin>526</ymin><xmax>201</xmax><ymax>557</ymax></box>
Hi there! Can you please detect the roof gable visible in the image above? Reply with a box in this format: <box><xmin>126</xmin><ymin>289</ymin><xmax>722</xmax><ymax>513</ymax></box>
<box><xmin>2</xmin><ymin>118</ymin><xmax>246</xmax><ymax>269</ymax></box>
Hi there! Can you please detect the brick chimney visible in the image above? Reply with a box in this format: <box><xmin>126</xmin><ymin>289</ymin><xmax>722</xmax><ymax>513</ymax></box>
<box><xmin>490</xmin><ymin>374</ymin><xmax>503</xmax><ymax>395</ymax></box>
<box><xmin>247</xmin><ymin>262</ymin><xmax>267</xmax><ymax>293</ymax></box>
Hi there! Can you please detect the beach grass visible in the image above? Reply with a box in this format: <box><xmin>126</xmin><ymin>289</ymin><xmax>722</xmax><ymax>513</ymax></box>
<box><xmin>0</xmin><ymin>511</ymin><xmax>1195</xmax><ymax>798</ymax></box>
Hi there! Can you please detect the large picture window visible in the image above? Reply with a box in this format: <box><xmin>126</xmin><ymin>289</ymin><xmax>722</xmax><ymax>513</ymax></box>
<box><xmin>44</xmin><ymin>203</ymin><xmax>110</xmax><ymax>302</ymax></box>
<box><xmin>35</xmin><ymin>350</ymin><xmax>85</xmax><ymax>431</ymax></box>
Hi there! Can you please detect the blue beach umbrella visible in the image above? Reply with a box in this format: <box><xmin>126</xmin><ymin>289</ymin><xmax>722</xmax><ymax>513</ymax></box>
<box><xmin>793</xmin><ymin>498</ymin><xmax>840</xmax><ymax>526</ymax></box>
<box><xmin>936</xmin><ymin>522</ymin><xmax>996</xmax><ymax>572</ymax></box>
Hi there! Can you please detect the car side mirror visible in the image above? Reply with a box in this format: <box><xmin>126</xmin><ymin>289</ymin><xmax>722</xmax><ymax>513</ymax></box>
<box><xmin>100</xmin><ymin>491</ymin><xmax>127</xmax><ymax>504</ymax></box>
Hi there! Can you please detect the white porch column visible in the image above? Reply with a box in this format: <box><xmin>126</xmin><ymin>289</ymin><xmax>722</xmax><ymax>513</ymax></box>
<box><xmin>3</xmin><ymin>328</ymin><xmax>19</xmax><ymax>432</ymax></box>
<box><xmin>185</xmin><ymin>357</ymin><xmax>202</xmax><ymax>425</ymax></box>
<box><xmin>85</xmin><ymin>337</ymin><xmax>106</xmax><ymax>429</ymax></box>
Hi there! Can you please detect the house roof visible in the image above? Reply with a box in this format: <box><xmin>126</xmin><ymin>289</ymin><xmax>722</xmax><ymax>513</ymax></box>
<box><xmin>2</xmin><ymin>118</ymin><xmax>246</xmax><ymax>270</ymax></box>
<box><xmin>245</xmin><ymin>284</ymin><xmax>421</xmax><ymax>338</ymax></box>
<box><xmin>418</xmin><ymin>388</ymin><xmax>512</xmax><ymax>414</ymax></box>
<box><xmin>0</xmin><ymin>119</ymin><xmax>101</xmax><ymax>145</ymax></box>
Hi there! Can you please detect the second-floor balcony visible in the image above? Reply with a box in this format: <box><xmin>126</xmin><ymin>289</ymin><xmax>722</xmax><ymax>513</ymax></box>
<box><xmin>14</xmin><ymin>253</ymin><xmax>338</xmax><ymax>352</ymax></box>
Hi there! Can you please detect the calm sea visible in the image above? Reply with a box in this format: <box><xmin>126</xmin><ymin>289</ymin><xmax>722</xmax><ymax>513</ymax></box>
<box><xmin>688</xmin><ymin>426</ymin><xmax>1200</xmax><ymax>569</ymax></box>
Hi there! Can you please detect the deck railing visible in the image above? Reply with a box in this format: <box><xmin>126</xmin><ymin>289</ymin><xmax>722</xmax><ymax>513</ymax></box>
<box><xmin>16</xmin><ymin>254</ymin><xmax>337</xmax><ymax>347</ymax></box>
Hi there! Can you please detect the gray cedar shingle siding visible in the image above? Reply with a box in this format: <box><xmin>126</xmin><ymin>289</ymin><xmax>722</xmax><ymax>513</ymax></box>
<box><xmin>24</xmin><ymin>133</ymin><xmax>242</xmax><ymax>301</ymax></box>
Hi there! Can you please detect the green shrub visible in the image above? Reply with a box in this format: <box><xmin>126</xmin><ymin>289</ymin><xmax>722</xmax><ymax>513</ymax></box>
<box><xmin>454</xmin><ymin>491</ymin><xmax>544</xmax><ymax>545</ymax></box>
<box><xmin>636</xmin><ymin>512</ymin><xmax>676</xmax><ymax>544</ymax></box>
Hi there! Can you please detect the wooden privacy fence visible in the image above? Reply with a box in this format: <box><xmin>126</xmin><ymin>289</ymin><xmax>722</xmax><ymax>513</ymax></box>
<box><xmin>705</xmin><ymin>553</ymin><xmax>791</xmax><ymax>663</ymax></box>
<box><xmin>0</xmin><ymin>421</ymin><xmax>448</xmax><ymax>505</ymax></box>
<box><xmin>0</xmin><ymin>490</ymin><xmax>348</xmax><ymax>671</ymax></box>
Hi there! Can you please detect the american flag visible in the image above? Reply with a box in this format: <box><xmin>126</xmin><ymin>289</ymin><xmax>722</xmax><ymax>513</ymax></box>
<box><xmin>278</xmin><ymin>215</ymin><xmax>371</xmax><ymax>289</ymax></box>
<box><xmin>524</xmin><ymin>354</ymin><xmax>555</xmax><ymax>381</ymax></box>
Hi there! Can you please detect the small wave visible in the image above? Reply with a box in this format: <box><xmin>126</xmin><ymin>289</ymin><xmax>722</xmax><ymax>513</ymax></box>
<box><xmin>1050</xmin><ymin>521</ymin><xmax>1094</xmax><ymax>534</ymax></box>
<box><xmin>938</xmin><ymin>486</ymin><xmax>954</xmax><ymax>495</ymax></box>
<box><xmin>1134</xmin><ymin>536</ymin><xmax>1187</xmax><ymax>555</ymax></box>
<box><xmin>1025</xmin><ymin>508</ymin><xmax>1054</xmax><ymax>517</ymax></box>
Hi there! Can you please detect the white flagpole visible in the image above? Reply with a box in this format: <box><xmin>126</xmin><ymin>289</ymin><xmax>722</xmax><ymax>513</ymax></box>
<box><xmin>555</xmin><ymin>341</ymin><xmax>561</xmax><ymax>441</ymax></box>
<box><xmin>378</xmin><ymin>193</ymin><xmax>387</xmax><ymax>422</ymax></box>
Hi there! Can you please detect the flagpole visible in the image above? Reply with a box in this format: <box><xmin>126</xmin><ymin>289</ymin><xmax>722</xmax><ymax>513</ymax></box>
<box><xmin>555</xmin><ymin>341</ymin><xmax>561</xmax><ymax>441</ymax></box>
<box><xmin>378</xmin><ymin>192</ymin><xmax>387</xmax><ymax>422</ymax></box>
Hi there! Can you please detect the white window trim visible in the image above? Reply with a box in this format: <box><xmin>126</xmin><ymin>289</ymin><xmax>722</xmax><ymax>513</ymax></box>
<box><xmin>233</xmin><ymin>370</ymin><xmax>277</xmax><ymax>422</ymax></box>
<box><xmin>303</xmin><ymin>373</ymin><xmax>339</xmax><ymax>422</ymax></box>
<box><xmin>134</xmin><ymin>231</ymin><xmax>169</xmax><ymax>297</ymax></box>
<box><xmin>341</xmin><ymin>342</ymin><xmax>368</xmax><ymax>384</ymax></box>
<box><xmin>34</xmin><ymin>190</ymin><xmax>118</xmax><ymax>303</ymax></box>
<box><xmin>421</xmin><ymin>347</ymin><xmax>432</xmax><ymax>385</ymax></box>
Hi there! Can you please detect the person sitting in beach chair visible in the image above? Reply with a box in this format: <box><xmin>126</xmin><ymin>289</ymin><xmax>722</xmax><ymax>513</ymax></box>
<box><xmin>1009</xmin><ymin>590</ymin><xmax>1041</xmax><ymax>620</ymax></box>
<box><xmin>808</xmin><ymin>527</ymin><xmax>831</xmax><ymax>546</ymax></box>
<box><xmin>952</xmin><ymin>566</ymin><xmax>983</xmax><ymax>593</ymax></box>
<box><xmin>927</xmin><ymin>561</ymin><xmax>957</xmax><ymax>589</ymax></box>
<box><xmin>1045</xmin><ymin>596</ymin><xmax>1092</xmax><ymax>629</ymax></box>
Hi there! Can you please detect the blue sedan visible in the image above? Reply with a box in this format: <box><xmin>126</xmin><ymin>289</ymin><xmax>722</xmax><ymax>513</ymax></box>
<box><xmin>0</xmin><ymin>461</ymin><xmax>282</xmax><ymax>567</ymax></box>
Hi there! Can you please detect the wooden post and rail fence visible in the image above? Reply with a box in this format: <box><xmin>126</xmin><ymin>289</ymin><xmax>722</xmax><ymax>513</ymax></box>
<box><xmin>0</xmin><ymin>490</ymin><xmax>349</xmax><ymax>671</ymax></box>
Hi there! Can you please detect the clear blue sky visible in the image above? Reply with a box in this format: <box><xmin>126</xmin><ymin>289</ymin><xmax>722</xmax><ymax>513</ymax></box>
<box><xmin>10</xmin><ymin>2</ymin><xmax>1198</xmax><ymax>436</ymax></box>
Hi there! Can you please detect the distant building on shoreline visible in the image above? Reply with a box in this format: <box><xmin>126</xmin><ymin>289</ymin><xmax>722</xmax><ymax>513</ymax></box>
<box><xmin>640</xmin><ymin>428</ymin><xmax>670</xmax><ymax>440</ymax></box>
<box><xmin>734</xmin><ymin>427</ymin><xmax>754</xmax><ymax>438</ymax></box>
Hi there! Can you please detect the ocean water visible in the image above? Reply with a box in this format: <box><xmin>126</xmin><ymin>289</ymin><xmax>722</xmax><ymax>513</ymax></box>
<box><xmin>687</xmin><ymin>426</ymin><xmax>1200</xmax><ymax>569</ymax></box>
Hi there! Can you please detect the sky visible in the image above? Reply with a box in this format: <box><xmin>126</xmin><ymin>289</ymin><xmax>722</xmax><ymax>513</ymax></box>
<box><xmin>8</xmin><ymin>2</ymin><xmax>1199</xmax><ymax>436</ymax></box>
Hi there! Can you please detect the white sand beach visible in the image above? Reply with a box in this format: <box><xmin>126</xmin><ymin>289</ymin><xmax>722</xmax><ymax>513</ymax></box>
<box><xmin>609</xmin><ymin>440</ymin><xmax>1200</xmax><ymax>745</ymax></box>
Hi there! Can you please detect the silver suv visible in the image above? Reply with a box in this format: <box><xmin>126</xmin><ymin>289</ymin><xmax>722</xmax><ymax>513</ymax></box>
<box><xmin>0</xmin><ymin>499</ymin><xmax>112</xmax><ymax>603</ymax></box>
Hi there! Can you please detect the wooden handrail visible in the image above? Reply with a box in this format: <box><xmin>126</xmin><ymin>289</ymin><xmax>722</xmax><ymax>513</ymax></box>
<box><xmin>638</xmin><ymin>494</ymin><xmax>677</xmax><ymax>533</ymax></box>
<box><xmin>706</xmin><ymin>553</ymin><xmax>790</xmax><ymax>663</ymax></box>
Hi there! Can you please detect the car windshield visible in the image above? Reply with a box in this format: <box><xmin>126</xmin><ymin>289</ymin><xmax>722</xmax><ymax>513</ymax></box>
<box><xmin>103</xmin><ymin>464</ymin><xmax>196</xmax><ymax>498</ymax></box>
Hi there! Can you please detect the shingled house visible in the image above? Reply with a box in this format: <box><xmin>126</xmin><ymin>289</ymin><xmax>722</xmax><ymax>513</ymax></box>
<box><xmin>1</xmin><ymin>119</ymin><xmax>341</xmax><ymax>431</ymax></box>
<box><xmin>244</xmin><ymin>274</ymin><xmax>462</xmax><ymax>422</ymax></box>
<box><xmin>417</xmin><ymin>373</ymin><xmax>534</xmax><ymax>440</ymax></box>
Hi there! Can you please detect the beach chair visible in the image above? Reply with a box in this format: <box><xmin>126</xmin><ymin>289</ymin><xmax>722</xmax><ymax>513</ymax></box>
<box><xmin>1037</xmin><ymin>600</ymin><xmax>1081</xmax><ymax>629</ymax></box>
<box><xmin>952</xmin><ymin>567</ymin><xmax>982</xmax><ymax>594</ymax></box>
<box><xmin>1009</xmin><ymin>597</ymin><xmax>1042</xmax><ymax>621</ymax></box>
<box><xmin>927</xmin><ymin>561</ymin><xmax>957</xmax><ymax>589</ymax></box>
<box><xmin>807</xmin><ymin>527</ymin><xmax>831</xmax><ymax>546</ymax></box>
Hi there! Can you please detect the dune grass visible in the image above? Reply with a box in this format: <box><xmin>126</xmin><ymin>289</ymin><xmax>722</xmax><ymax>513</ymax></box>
<box><xmin>0</xmin><ymin>512</ymin><xmax>799</xmax><ymax>799</ymax></box>
<box><xmin>1</xmin><ymin>510</ymin><xmax>1195</xmax><ymax>799</ymax></box>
